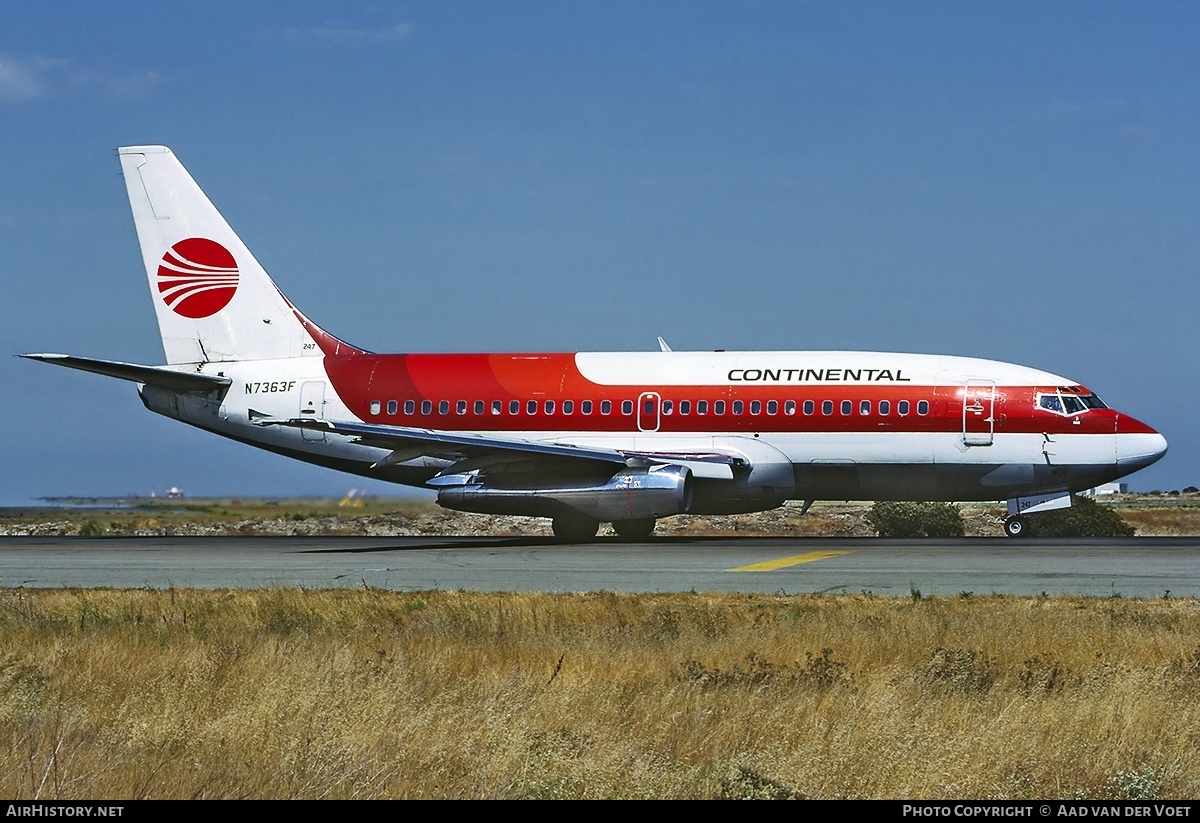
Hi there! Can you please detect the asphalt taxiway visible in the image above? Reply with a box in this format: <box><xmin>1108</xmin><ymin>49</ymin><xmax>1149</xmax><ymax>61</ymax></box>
<box><xmin>1</xmin><ymin>535</ymin><xmax>1199</xmax><ymax>598</ymax></box>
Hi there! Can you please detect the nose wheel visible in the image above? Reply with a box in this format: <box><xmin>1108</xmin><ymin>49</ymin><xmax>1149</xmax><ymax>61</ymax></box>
<box><xmin>1003</xmin><ymin>516</ymin><xmax>1027</xmax><ymax>538</ymax></box>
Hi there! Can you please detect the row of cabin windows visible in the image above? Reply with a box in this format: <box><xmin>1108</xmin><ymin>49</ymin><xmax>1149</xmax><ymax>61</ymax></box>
<box><xmin>368</xmin><ymin>397</ymin><xmax>931</xmax><ymax>418</ymax></box>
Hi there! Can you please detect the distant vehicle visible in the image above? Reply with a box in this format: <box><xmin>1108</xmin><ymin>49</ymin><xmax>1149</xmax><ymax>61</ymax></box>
<box><xmin>166</xmin><ymin>487</ymin><xmax>184</xmax><ymax>499</ymax></box>
<box><xmin>22</xmin><ymin>147</ymin><xmax>1167</xmax><ymax>539</ymax></box>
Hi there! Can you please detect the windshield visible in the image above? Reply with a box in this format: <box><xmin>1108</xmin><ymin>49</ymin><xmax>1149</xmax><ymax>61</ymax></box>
<box><xmin>1038</xmin><ymin>390</ymin><xmax>1106</xmax><ymax>416</ymax></box>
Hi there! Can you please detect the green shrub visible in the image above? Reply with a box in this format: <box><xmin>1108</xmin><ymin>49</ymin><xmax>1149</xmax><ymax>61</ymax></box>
<box><xmin>866</xmin><ymin>501</ymin><xmax>965</xmax><ymax>537</ymax></box>
<box><xmin>1026</xmin><ymin>495</ymin><xmax>1134</xmax><ymax>537</ymax></box>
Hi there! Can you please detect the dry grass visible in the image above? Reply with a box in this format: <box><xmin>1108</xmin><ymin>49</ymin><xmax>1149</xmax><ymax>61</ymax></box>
<box><xmin>0</xmin><ymin>588</ymin><xmax>1198</xmax><ymax>799</ymax></box>
<box><xmin>1111</xmin><ymin>504</ymin><xmax>1200</xmax><ymax>537</ymax></box>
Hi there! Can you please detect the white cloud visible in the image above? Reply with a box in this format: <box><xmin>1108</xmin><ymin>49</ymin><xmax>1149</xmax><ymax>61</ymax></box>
<box><xmin>0</xmin><ymin>53</ymin><xmax>65</xmax><ymax>101</ymax></box>
<box><xmin>0</xmin><ymin>52</ymin><xmax>162</xmax><ymax>102</ymax></box>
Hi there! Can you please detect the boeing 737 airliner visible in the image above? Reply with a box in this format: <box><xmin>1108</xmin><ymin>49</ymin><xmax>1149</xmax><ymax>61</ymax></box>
<box><xmin>23</xmin><ymin>147</ymin><xmax>1167</xmax><ymax>539</ymax></box>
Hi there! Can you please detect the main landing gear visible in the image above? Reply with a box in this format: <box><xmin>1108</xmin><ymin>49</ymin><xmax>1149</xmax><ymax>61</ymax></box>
<box><xmin>550</xmin><ymin>515</ymin><xmax>658</xmax><ymax>541</ymax></box>
<box><xmin>551</xmin><ymin>514</ymin><xmax>600</xmax><ymax>542</ymax></box>
<box><xmin>612</xmin><ymin>517</ymin><xmax>656</xmax><ymax>540</ymax></box>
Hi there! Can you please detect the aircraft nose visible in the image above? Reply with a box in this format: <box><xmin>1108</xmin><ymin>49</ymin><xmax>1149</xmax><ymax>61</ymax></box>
<box><xmin>1116</xmin><ymin>429</ymin><xmax>1168</xmax><ymax>472</ymax></box>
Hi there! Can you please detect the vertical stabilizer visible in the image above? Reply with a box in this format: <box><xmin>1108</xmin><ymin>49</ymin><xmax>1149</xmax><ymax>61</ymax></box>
<box><xmin>118</xmin><ymin>146</ymin><xmax>359</xmax><ymax>364</ymax></box>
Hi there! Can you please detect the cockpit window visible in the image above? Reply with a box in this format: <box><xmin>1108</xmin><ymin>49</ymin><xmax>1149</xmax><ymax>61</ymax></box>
<box><xmin>1062</xmin><ymin>395</ymin><xmax>1086</xmax><ymax>414</ymax></box>
<box><xmin>1038</xmin><ymin>391</ymin><xmax>1106</xmax><ymax>416</ymax></box>
<box><xmin>1038</xmin><ymin>394</ymin><xmax>1063</xmax><ymax>414</ymax></box>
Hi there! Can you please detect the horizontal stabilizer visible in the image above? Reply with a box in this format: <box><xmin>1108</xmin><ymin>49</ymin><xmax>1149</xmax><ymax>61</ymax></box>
<box><xmin>20</xmin><ymin>353</ymin><xmax>231</xmax><ymax>393</ymax></box>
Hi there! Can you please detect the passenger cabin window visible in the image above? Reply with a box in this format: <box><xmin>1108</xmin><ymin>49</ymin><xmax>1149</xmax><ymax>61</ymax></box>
<box><xmin>840</xmin><ymin>400</ymin><xmax>852</xmax><ymax>415</ymax></box>
<box><xmin>544</xmin><ymin>400</ymin><xmax>555</xmax><ymax>415</ymax></box>
<box><xmin>601</xmin><ymin>400</ymin><xmax>612</xmax><ymax>415</ymax></box>
<box><xmin>785</xmin><ymin>399</ymin><xmax>796</xmax><ymax>415</ymax></box>
<box><xmin>802</xmin><ymin>400</ymin><xmax>814</xmax><ymax>416</ymax></box>
<box><xmin>528</xmin><ymin>400</ymin><xmax>538</xmax><ymax>415</ymax></box>
<box><xmin>917</xmin><ymin>400</ymin><xmax>929</xmax><ymax>415</ymax></box>
<box><xmin>370</xmin><ymin>401</ymin><xmax>381</xmax><ymax>415</ymax></box>
<box><xmin>563</xmin><ymin>400</ymin><xmax>574</xmax><ymax>415</ymax></box>
<box><xmin>581</xmin><ymin>400</ymin><xmax>593</xmax><ymax>414</ymax></box>
<box><xmin>404</xmin><ymin>400</ymin><xmax>415</xmax><ymax>415</ymax></box>
<box><xmin>697</xmin><ymin>400</ymin><xmax>708</xmax><ymax>415</ymax></box>
<box><xmin>879</xmin><ymin>400</ymin><xmax>890</xmax><ymax>415</ymax></box>
<box><xmin>457</xmin><ymin>400</ymin><xmax>468</xmax><ymax>415</ymax></box>
<box><xmin>439</xmin><ymin>400</ymin><xmax>450</xmax><ymax>415</ymax></box>
<box><xmin>714</xmin><ymin>400</ymin><xmax>726</xmax><ymax>415</ymax></box>
<box><xmin>621</xmin><ymin>400</ymin><xmax>633</xmax><ymax>415</ymax></box>
<box><xmin>491</xmin><ymin>400</ymin><xmax>503</xmax><ymax>415</ymax></box>
<box><xmin>859</xmin><ymin>400</ymin><xmax>871</xmax><ymax>415</ymax></box>
<box><xmin>679</xmin><ymin>400</ymin><xmax>690</xmax><ymax>415</ymax></box>
<box><xmin>822</xmin><ymin>400</ymin><xmax>833</xmax><ymax>415</ymax></box>
<box><xmin>474</xmin><ymin>400</ymin><xmax>484</xmax><ymax>415</ymax></box>
<box><xmin>662</xmin><ymin>400</ymin><xmax>673</xmax><ymax>415</ymax></box>
<box><xmin>732</xmin><ymin>400</ymin><xmax>744</xmax><ymax>415</ymax></box>
<box><xmin>387</xmin><ymin>400</ymin><xmax>398</xmax><ymax>415</ymax></box>
<box><xmin>421</xmin><ymin>400</ymin><xmax>432</xmax><ymax>415</ymax></box>
<box><xmin>510</xmin><ymin>400</ymin><xmax>520</xmax><ymax>414</ymax></box>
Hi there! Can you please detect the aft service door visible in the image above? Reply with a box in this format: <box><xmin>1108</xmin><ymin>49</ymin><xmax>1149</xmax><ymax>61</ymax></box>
<box><xmin>299</xmin><ymin>381</ymin><xmax>327</xmax><ymax>442</ymax></box>
<box><xmin>637</xmin><ymin>392</ymin><xmax>661</xmax><ymax>432</ymax></box>
<box><xmin>962</xmin><ymin>380</ymin><xmax>995</xmax><ymax>446</ymax></box>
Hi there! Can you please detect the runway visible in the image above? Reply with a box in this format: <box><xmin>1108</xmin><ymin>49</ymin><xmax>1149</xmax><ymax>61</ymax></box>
<box><xmin>2</xmin><ymin>535</ymin><xmax>1199</xmax><ymax>598</ymax></box>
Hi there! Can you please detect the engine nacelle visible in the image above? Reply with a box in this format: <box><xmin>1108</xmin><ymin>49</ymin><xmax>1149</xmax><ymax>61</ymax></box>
<box><xmin>437</xmin><ymin>465</ymin><xmax>694</xmax><ymax>522</ymax></box>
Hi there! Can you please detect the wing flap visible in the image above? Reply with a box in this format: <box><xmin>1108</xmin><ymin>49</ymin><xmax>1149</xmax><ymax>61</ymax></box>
<box><xmin>259</xmin><ymin>418</ymin><xmax>630</xmax><ymax>467</ymax></box>
<box><xmin>259</xmin><ymin>417</ymin><xmax>740</xmax><ymax>479</ymax></box>
<box><xmin>624</xmin><ymin>452</ymin><xmax>738</xmax><ymax>480</ymax></box>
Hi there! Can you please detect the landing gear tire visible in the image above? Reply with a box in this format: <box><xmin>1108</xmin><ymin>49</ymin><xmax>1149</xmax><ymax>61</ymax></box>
<box><xmin>1003</xmin><ymin>516</ymin><xmax>1027</xmax><ymax>538</ymax></box>
<box><xmin>612</xmin><ymin>517</ymin><xmax>656</xmax><ymax>540</ymax></box>
<box><xmin>552</xmin><ymin>515</ymin><xmax>600</xmax><ymax>542</ymax></box>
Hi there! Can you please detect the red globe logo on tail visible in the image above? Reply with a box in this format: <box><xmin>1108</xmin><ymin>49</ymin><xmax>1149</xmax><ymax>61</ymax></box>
<box><xmin>157</xmin><ymin>238</ymin><xmax>239</xmax><ymax>318</ymax></box>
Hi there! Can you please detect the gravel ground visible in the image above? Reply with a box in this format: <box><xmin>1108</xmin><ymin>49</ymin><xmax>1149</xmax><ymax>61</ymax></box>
<box><xmin>0</xmin><ymin>501</ymin><xmax>1013</xmax><ymax>538</ymax></box>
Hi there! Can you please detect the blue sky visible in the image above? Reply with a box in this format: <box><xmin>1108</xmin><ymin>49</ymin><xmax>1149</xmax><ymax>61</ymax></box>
<box><xmin>2</xmin><ymin>1</ymin><xmax>1196</xmax><ymax>504</ymax></box>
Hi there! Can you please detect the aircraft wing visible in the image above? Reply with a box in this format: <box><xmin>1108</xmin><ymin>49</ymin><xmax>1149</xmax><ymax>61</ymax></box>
<box><xmin>258</xmin><ymin>418</ymin><xmax>740</xmax><ymax>480</ymax></box>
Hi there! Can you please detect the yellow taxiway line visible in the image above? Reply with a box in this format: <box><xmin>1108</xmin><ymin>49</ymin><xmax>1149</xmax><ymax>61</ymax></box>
<box><xmin>729</xmin><ymin>550</ymin><xmax>853</xmax><ymax>572</ymax></box>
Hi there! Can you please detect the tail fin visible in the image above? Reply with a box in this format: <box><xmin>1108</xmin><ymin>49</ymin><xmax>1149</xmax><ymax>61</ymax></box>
<box><xmin>118</xmin><ymin>146</ymin><xmax>362</xmax><ymax>364</ymax></box>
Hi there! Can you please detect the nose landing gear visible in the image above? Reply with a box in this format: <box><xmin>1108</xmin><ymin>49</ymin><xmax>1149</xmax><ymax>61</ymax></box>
<box><xmin>1003</xmin><ymin>516</ymin><xmax>1027</xmax><ymax>538</ymax></box>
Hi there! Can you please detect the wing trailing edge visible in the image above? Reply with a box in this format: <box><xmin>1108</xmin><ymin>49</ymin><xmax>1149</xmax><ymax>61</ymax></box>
<box><xmin>257</xmin><ymin>417</ymin><xmax>738</xmax><ymax>479</ymax></box>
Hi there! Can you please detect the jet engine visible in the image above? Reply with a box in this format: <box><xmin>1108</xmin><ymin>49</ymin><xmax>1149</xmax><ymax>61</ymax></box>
<box><xmin>436</xmin><ymin>464</ymin><xmax>693</xmax><ymax>522</ymax></box>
